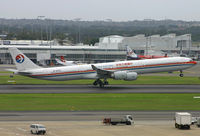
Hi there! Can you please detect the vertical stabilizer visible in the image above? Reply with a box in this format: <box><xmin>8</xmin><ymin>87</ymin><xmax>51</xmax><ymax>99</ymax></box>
<box><xmin>126</xmin><ymin>46</ymin><xmax>138</xmax><ymax>58</ymax></box>
<box><xmin>8</xmin><ymin>47</ymin><xmax>40</xmax><ymax>71</ymax></box>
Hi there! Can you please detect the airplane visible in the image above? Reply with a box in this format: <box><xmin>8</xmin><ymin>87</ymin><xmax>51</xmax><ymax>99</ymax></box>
<box><xmin>8</xmin><ymin>47</ymin><xmax>197</xmax><ymax>88</ymax></box>
<box><xmin>55</xmin><ymin>56</ymin><xmax>77</xmax><ymax>66</ymax></box>
<box><xmin>126</xmin><ymin>46</ymin><xmax>168</xmax><ymax>60</ymax></box>
<box><xmin>55</xmin><ymin>56</ymin><xmax>84</xmax><ymax>66</ymax></box>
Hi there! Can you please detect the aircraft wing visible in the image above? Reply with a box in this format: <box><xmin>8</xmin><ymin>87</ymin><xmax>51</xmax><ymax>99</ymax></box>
<box><xmin>91</xmin><ymin>65</ymin><xmax>113</xmax><ymax>78</ymax></box>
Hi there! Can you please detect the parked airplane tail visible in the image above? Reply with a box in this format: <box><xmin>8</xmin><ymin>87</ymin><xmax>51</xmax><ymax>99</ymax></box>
<box><xmin>126</xmin><ymin>46</ymin><xmax>138</xmax><ymax>59</ymax></box>
<box><xmin>60</xmin><ymin>56</ymin><xmax>66</xmax><ymax>62</ymax></box>
<box><xmin>8</xmin><ymin>47</ymin><xmax>40</xmax><ymax>71</ymax></box>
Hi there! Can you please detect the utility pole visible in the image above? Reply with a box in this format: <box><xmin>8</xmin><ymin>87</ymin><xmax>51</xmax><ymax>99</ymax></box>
<box><xmin>188</xmin><ymin>34</ymin><xmax>191</xmax><ymax>56</ymax></box>
<box><xmin>73</xmin><ymin>18</ymin><xmax>81</xmax><ymax>43</ymax></box>
<box><xmin>37</xmin><ymin>16</ymin><xmax>45</xmax><ymax>44</ymax></box>
<box><xmin>146</xmin><ymin>36</ymin><xmax>148</xmax><ymax>55</ymax></box>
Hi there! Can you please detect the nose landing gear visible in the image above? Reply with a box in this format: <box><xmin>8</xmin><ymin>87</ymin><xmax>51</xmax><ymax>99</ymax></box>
<box><xmin>179</xmin><ymin>70</ymin><xmax>184</xmax><ymax>77</ymax></box>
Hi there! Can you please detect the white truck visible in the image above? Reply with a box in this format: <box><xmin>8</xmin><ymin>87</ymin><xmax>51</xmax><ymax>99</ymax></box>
<box><xmin>103</xmin><ymin>115</ymin><xmax>133</xmax><ymax>125</ymax></box>
<box><xmin>175</xmin><ymin>112</ymin><xmax>191</xmax><ymax>129</ymax></box>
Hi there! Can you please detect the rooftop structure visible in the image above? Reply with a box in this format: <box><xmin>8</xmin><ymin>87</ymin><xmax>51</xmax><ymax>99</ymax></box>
<box><xmin>0</xmin><ymin>33</ymin><xmax>200</xmax><ymax>65</ymax></box>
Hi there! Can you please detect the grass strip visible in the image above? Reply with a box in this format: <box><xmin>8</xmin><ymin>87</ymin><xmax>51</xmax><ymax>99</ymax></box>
<box><xmin>0</xmin><ymin>75</ymin><xmax>200</xmax><ymax>85</ymax></box>
<box><xmin>0</xmin><ymin>93</ymin><xmax>199</xmax><ymax>111</ymax></box>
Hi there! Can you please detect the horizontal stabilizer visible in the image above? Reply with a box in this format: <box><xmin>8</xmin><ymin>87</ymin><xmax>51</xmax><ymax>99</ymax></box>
<box><xmin>5</xmin><ymin>69</ymin><xmax>19</xmax><ymax>74</ymax></box>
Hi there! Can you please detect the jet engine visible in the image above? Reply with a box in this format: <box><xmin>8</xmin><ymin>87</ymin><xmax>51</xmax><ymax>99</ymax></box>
<box><xmin>112</xmin><ymin>71</ymin><xmax>137</xmax><ymax>81</ymax></box>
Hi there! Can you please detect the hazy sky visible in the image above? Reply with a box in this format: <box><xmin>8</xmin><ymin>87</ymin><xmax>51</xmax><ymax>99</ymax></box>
<box><xmin>1</xmin><ymin>0</ymin><xmax>200</xmax><ymax>21</ymax></box>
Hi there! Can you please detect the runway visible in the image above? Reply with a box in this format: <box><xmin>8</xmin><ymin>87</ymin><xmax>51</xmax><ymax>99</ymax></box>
<box><xmin>0</xmin><ymin>84</ymin><xmax>200</xmax><ymax>93</ymax></box>
<box><xmin>0</xmin><ymin>111</ymin><xmax>199</xmax><ymax>121</ymax></box>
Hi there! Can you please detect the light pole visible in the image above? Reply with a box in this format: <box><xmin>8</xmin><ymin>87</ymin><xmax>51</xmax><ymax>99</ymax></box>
<box><xmin>146</xmin><ymin>36</ymin><xmax>148</xmax><ymax>55</ymax></box>
<box><xmin>37</xmin><ymin>16</ymin><xmax>45</xmax><ymax>44</ymax></box>
<box><xmin>73</xmin><ymin>18</ymin><xmax>81</xmax><ymax>43</ymax></box>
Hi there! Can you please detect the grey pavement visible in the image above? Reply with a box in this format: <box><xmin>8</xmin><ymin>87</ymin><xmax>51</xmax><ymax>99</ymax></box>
<box><xmin>0</xmin><ymin>111</ymin><xmax>199</xmax><ymax>121</ymax></box>
<box><xmin>0</xmin><ymin>84</ymin><xmax>200</xmax><ymax>93</ymax></box>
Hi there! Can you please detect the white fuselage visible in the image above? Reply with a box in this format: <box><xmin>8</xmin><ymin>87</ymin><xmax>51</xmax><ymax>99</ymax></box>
<box><xmin>55</xmin><ymin>58</ymin><xmax>76</xmax><ymax>66</ymax></box>
<box><xmin>24</xmin><ymin>57</ymin><xmax>196</xmax><ymax>81</ymax></box>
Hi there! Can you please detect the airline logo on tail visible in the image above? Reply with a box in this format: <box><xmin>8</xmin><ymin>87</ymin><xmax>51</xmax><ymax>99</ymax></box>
<box><xmin>16</xmin><ymin>54</ymin><xmax>24</xmax><ymax>63</ymax></box>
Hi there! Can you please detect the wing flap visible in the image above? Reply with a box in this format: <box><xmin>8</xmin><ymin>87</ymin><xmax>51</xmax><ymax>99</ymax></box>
<box><xmin>91</xmin><ymin>65</ymin><xmax>113</xmax><ymax>78</ymax></box>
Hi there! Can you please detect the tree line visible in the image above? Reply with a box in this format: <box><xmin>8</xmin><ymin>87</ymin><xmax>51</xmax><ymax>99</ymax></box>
<box><xmin>1</xmin><ymin>19</ymin><xmax>200</xmax><ymax>45</ymax></box>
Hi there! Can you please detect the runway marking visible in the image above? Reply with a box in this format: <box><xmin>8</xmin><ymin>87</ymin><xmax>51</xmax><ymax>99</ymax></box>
<box><xmin>193</xmin><ymin>96</ymin><xmax>200</xmax><ymax>98</ymax></box>
<box><xmin>17</xmin><ymin>127</ymin><xmax>27</xmax><ymax>132</ymax></box>
<box><xmin>0</xmin><ymin>127</ymin><xmax>18</xmax><ymax>135</ymax></box>
<box><xmin>48</xmin><ymin>131</ymin><xmax>59</xmax><ymax>136</ymax></box>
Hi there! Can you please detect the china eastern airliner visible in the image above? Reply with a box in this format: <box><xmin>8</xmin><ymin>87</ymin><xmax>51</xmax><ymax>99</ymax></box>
<box><xmin>8</xmin><ymin>47</ymin><xmax>197</xmax><ymax>87</ymax></box>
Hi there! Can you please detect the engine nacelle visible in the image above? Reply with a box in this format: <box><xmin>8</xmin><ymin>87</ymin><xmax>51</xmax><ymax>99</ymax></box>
<box><xmin>112</xmin><ymin>71</ymin><xmax>137</xmax><ymax>81</ymax></box>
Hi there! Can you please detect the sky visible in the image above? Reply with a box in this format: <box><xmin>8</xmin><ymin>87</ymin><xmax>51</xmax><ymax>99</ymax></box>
<box><xmin>1</xmin><ymin>0</ymin><xmax>200</xmax><ymax>21</ymax></box>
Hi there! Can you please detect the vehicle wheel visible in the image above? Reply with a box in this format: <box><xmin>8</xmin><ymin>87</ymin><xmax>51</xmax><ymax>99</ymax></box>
<box><xmin>126</xmin><ymin>121</ymin><xmax>131</xmax><ymax>125</ymax></box>
<box><xmin>31</xmin><ymin>130</ymin><xmax>33</xmax><ymax>134</ymax></box>
<box><xmin>111</xmin><ymin>123</ymin><xmax>117</xmax><ymax>125</ymax></box>
<box><xmin>175</xmin><ymin>123</ymin><xmax>178</xmax><ymax>128</ymax></box>
<box><xmin>180</xmin><ymin>73</ymin><xmax>184</xmax><ymax>77</ymax></box>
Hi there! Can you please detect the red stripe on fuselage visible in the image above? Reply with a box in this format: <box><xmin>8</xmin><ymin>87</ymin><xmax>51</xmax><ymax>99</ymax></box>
<box><xmin>32</xmin><ymin>61</ymin><xmax>196</xmax><ymax>77</ymax></box>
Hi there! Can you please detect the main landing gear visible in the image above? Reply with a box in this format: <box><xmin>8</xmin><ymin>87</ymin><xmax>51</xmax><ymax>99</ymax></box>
<box><xmin>93</xmin><ymin>79</ymin><xmax>109</xmax><ymax>88</ymax></box>
<box><xmin>179</xmin><ymin>70</ymin><xmax>184</xmax><ymax>77</ymax></box>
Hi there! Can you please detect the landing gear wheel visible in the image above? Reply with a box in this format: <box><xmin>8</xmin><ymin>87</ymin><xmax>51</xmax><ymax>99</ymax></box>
<box><xmin>179</xmin><ymin>73</ymin><xmax>184</xmax><ymax>77</ymax></box>
<box><xmin>104</xmin><ymin>81</ymin><xmax>109</xmax><ymax>85</ymax></box>
<box><xmin>179</xmin><ymin>70</ymin><xmax>184</xmax><ymax>77</ymax></box>
<box><xmin>93</xmin><ymin>80</ymin><xmax>98</xmax><ymax>86</ymax></box>
<box><xmin>99</xmin><ymin>83</ymin><xmax>104</xmax><ymax>88</ymax></box>
<box><xmin>99</xmin><ymin>80</ymin><xmax>104</xmax><ymax>88</ymax></box>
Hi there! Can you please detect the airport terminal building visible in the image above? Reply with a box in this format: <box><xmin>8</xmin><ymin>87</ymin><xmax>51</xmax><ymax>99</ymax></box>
<box><xmin>0</xmin><ymin>42</ymin><xmax>126</xmax><ymax>65</ymax></box>
<box><xmin>0</xmin><ymin>34</ymin><xmax>200</xmax><ymax>64</ymax></box>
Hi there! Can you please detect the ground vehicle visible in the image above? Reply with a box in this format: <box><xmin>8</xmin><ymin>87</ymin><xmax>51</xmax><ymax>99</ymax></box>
<box><xmin>197</xmin><ymin>117</ymin><xmax>200</xmax><ymax>127</ymax></box>
<box><xmin>103</xmin><ymin>115</ymin><xmax>133</xmax><ymax>125</ymax></box>
<box><xmin>30</xmin><ymin>124</ymin><xmax>46</xmax><ymax>135</ymax></box>
<box><xmin>175</xmin><ymin>112</ymin><xmax>191</xmax><ymax>129</ymax></box>
<box><xmin>191</xmin><ymin>117</ymin><xmax>198</xmax><ymax>124</ymax></box>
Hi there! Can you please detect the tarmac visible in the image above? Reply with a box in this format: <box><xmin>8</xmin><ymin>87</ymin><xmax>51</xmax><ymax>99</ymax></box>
<box><xmin>0</xmin><ymin>111</ymin><xmax>199</xmax><ymax>136</ymax></box>
<box><xmin>0</xmin><ymin>111</ymin><xmax>199</xmax><ymax>121</ymax></box>
<box><xmin>0</xmin><ymin>84</ymin><xmax>200</xmax><ymax>93</ymax></box>
<box><xmin>0</xmin><ymin>121</ymin><xmax>200</xmax><ymax>136</ymax></box>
